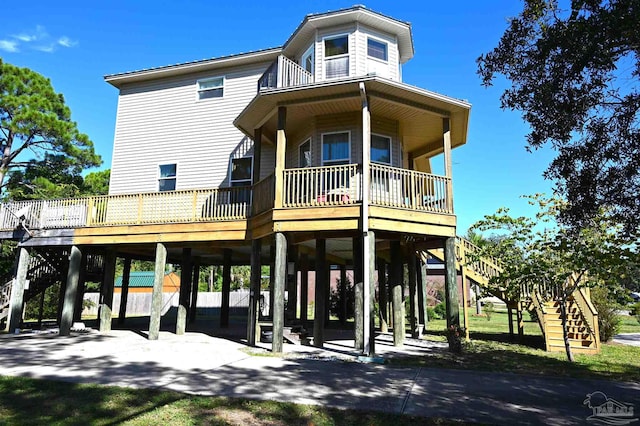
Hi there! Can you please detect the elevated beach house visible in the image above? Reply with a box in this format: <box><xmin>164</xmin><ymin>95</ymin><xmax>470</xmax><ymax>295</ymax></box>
<box><xmin>1</xmin><ymin>6</ymin><xmax>472</xmax><ymax>355</ymax></box>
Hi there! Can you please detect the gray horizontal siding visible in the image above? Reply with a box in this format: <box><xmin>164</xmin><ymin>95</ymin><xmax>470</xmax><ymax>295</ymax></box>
<box><xmin>109</xmin><ymin>62</ymin><xmax>271</xmax><ymax>195</ymax></box>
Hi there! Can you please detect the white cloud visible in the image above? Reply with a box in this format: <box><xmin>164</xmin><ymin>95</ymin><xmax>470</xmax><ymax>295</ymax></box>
<box><xmin>34</xmin><ymin>44</ymin><xmax>55</xmax><ymax>53</ymax></box>
<box><xmin>0</xmin><ymin>40</ymin><xmax>19</xmax><ymax>52</ymax></box>
<box><xmin>57</xmin><ymin>36</ymin><xmax>77</xmax><ymax>48</ymax></box>
<box><xmin>13</xmin><ymin>25</ymin><xmax>48</xmax><ymax>43</ymax></box>
<box><xmin>2</xmin><ymin>25</ymin><xmax>76</xmax><ymax>54</ymax></box>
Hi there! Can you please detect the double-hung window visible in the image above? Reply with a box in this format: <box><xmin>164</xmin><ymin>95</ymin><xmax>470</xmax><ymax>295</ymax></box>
<box><xmin>367</xmin><ymin>38</ymin><xmax>388</xmax><ymax>62</ymax></box>
<box><xmin>324</xmin><ymin>35</ymin><xmax>349</xmax><ymax>79</ymax></box>
<box><xmin>371</xmin><ymin>134</ymin><xmax>391</xmax><ymax>164</ymax></box>
<box><xmin>322</xmin><ymin>132</ymin><xmax>350</xmax><ymax>165</ymax></box>
<box><xmin>197</xmin><ymin>76</ymin><xmax>224</xmax><ymax>100</ymax></box>
<box><xmin>158</xmin><ymin>164</ymin><xmax>177</xmax><ymax>191</ymax></box>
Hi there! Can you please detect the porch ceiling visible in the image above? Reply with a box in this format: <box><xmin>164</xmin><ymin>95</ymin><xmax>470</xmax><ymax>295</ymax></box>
<box><xmin>234</xmin><ymin>76</ymin><xmax>470</xmax><ymax>158</ymax></box>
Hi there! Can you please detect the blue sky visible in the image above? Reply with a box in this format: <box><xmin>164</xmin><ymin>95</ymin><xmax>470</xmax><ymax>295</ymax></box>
<box><xmin>1</xmin><ymin>0</ymin><xmax>556</xmax><ymax>233</ymax></box>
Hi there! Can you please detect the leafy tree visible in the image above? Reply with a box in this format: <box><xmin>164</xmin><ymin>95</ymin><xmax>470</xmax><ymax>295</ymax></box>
<box><xmin>81</xmin><ymin>169</ymin><xmax>110</xmax><ymax>196</ymax></box>
<box><xmin>4</xmin><ymin>154</ymin><xmax>84</xmax><ymax>200</ymax></box>
<box><xmin>471</xmin><ymin>195</ymin><xmax>636</xmax><ymax>361</ymax></box>
<box><xmin>478</xmin><ymin>1</ymin><xmax>640</xmax><ymax>236</ymax></box>
<box><xmin>0</xmin><ymin>59</ymin><xmax>101</xmax><ymax>194</ymax></box>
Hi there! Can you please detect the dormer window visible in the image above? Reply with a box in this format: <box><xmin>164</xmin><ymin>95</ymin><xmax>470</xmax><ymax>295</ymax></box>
<box><xmin>324</xmin><ymin>34</ymin><xmax>349</xmax><ymax>79</ymax></box>
<box><xmin>367</xmin><ymin>38</ymin><xmax>388</xmax><ymax>62</ymax></box>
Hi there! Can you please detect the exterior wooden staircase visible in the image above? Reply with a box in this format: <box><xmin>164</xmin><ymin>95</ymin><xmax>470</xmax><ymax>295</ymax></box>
<box><xmin>427</xmin><ymin>237</ymin><xmax>600</xmax><ymax>354</ymax></box>
<box><xmin>0</xmin><ymin>249</ymin><xmax>104</xmax><ymax>325</ymax></box>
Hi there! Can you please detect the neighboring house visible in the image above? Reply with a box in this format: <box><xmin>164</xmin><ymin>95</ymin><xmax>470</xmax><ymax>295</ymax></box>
<box><xmin>1</xmin><ymin>6</ymin><xmax>490</xmax><ymax>355</ymax></box>
<box><xmin>114</xmin><ymin>271</ymin><xmax>180</xmax><ymax>294</ymax></box>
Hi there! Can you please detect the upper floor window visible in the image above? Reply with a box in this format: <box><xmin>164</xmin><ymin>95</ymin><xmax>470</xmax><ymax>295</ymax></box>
<box><xmin>367</xmin><ymin>38</ymin><xmax>388</xmax><ymax>62</ymax></box>
<box><xmin>324</xmin><ymin>34</ymin><xmax>349</xmax><ymax>79</ymax></box>
<box><xmin>230</xmin><ymin>157</ymin><xmax>252</xmax><ymax>187</ymax></box>
<box><xmin>322</xmin><ymin>132</ymin><xmax>350</xmax><ymax>165</ymax></box>
<box><xmin>301</xmin><ymin>46</ymin><xmax>314</xmax><ymax>75</ymax></box>
<box><xmin>197</xmin><ymin>77</ymin><xmax>224</xmax><ymax>100</ymax></box>
<box><xmin>299</xmin><ymin>138</ymin><xmax>312</xmax><ymax>167</ymax></box>
<box><xmin>371</xmin><ymin>134</ymin><xmax>391</xmax><ymax>164</ymax></box>
<box><xmin>159</xmin><ymin>164</ymin><xmax>177</xmax><ymax>191</ymax></box>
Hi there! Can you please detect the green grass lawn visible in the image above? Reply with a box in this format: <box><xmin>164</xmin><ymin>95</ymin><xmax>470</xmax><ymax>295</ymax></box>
<box><xmin>394</xmin><ymin>310</ymin><xmax>640</xmax><ymax>382</ymax></box>
<box><xmin>0</xmin><ymin>376</ymin><xmax>455</xmax><ymax>426</ymax></box>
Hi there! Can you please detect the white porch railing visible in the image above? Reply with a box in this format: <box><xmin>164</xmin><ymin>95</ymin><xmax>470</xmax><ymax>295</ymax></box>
<box><xmin>369</xmin><ymin>163</ymin><xmax>452</xmax><ymax>214</ymax></box>
<box><xmin>0</xmin><ymin>164</ymin><xmax>455</xmax><ymax>231</ymax></box>
<box><xmin>283</xmin><ymin>164</ymin><xmax>361</xmax><ymax>208</ymax></box>
<box><xmin>0</xmin><ymin>187</ymin><xmax>251</xmax><ymax>231</ymax></box>
<box><xmin>258</xmin><ymin>55</ymin><xmax>314</xmax><ymax>90</ymax></box>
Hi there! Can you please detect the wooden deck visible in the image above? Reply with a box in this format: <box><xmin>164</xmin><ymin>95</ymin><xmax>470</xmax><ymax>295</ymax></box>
<box><xmin>0</xmin><ymin>164</ymin><xmax>456</xmax><ymax>244</ymax></box>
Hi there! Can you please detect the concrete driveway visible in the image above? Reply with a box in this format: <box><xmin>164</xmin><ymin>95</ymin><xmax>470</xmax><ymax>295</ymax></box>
<box><xmin>0</xmin><ymin>328</ymin><xmax>638</xmax><ymax>425</ymax></box>
<box><xmin>614</xmin><ymin>333</ymin><xmax>640</xmax><ymax>347</ymax></box>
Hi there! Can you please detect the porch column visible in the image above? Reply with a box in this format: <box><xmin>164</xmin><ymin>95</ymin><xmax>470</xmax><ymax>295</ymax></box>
<box><xmin>99</xmin><ymin>249</ymin><xmax>116</xmax><ymax>333</ymax></box>
<box><xmin>417</xmin><ymin>255</ymin><xmax>428</xmax><ymax>334</ymax></box>
<box><xmin>220</xmin><ymin>248</ymin><xmax>232</xmax><ymax>327</ymax></box>
<box><xmin>247</xmin><ymin>238</ymin><xmax>262</xmax><ymax>346</ymax></box>
<box><xmin>60</xmin><ymin>246</ymin><xmax>82</xmax><ymax>336</ymax></box>
<box><xmin>118</xmin><ymin>256</ymin><xmax>132</xmax><ymax>325</ymax></box>
<box><xmin>339</xmin><ymin>264</ymin><xmax>347</xmax><ymax>324</ymax></box>
<box><xmin>443</xmin><ymin>117</ymin><xmax>454</xmax><ymax>212</ymax></box>
<box><xmin>314</xmin><ymin>238</ymin><xmax>327</xmax><ymax>348</ymax></box>
<box><xmin>6</xmin><ymin>247</ymin><xmax>29</xmax><ymax>333</ymax></box>
<box><xmin>353</xmin><ymin>236</ymin><xmax>363</xmax><ymax>350</ymax></box>
<box><xmin>149</xmin><ymin>243</ymin><xmax>167</xmax><ymax>340</ymax></box>
<box><xmin>390</xmin><ymin>241</ymin><xmax>404</xmax><ymax>346</ymax></box>
<box><xmin>73</xmin><ymin>251</ymin><xmax>88</xmax><ymax>322</ymax></box>
<box><xmin>408</xmin><ymin>247</ymin><xmax>420</xmax><ymax>338</ymax></box>
<box><xmin>189</xmin><ymin>259</ymin><xmax>200</xmax><ymax>323</ymax></box>
<box><xmin>377</xmin><ymin>258</ymin><xmax>388</xmax><ymax>333</ymax></box>
<box><xmin>286</xmin><ymin>245</ymin><xmax>298</xmax><ymax>321</ymax></box>
<box><xmin>444</xmin><ymin>237</ymin><xmax>460</xmax><ymax>328</ymax></box>
<box><xmin>363</xmin><ymin>230</ymin><xmax>376</xmax><ymax>356</ymax></box>
<box><xmin>269</xmin><ymin>243</ymin><xmax>275</xmax><ymax>318</ymax></box>
<box><xmin>273</xmin><ymin>107</ymin><xmax>286</xmax><ymax>209</ymax></box>
<box><xmin>273</xmin><ymin>232</ymin><xmax>287</xmax><ymax>353</ymax></box>
<box><xmin>461</xmin><ymin>269</ymin><xmax>470</xmax><ymax>341</ymax></box>
<box><xmin>177</xmin><ymin>248</ymin><xmax>192</xmax><ymax>335</ymax></box>
<box><xmin>300</xmin><ymin>253</ymin><xmax>309</xmax><ymax>322</ymax></box>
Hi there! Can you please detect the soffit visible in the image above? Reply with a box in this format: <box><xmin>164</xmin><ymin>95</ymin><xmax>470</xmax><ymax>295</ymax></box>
<box><xmin>235</xmin><ymin>77</ymin><xmax>470</xmax><ymax>155</ymax></box>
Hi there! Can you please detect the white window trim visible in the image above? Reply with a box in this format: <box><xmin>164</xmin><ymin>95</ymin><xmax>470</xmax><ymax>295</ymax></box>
<box><xmin>321</xmin><ymin>131</ymin><xmax>351</xmax><ymax>166</ymax></box>
<box><xmin>299</xmin><ymin>137</ymin><xmax>312</xmax><ymax>168</ymax></box>
<box><xmin>196</xmin><ymin>76</ymin><xmax>225</xmax><ymax>101</ymax></box>
<box><xmin>371</xmin><ymin>133</ymin><xmax>392</xmax><ymax>165</ymax></box>
<box><xmin>229</xmin><ymin>156</ymin><xmax>254</xmax><ymax>187</ymax></box>
<box><xmin>322</xmin><ymin>33</ymin><xmax>350</xmax><ymax>58</ymax></box>
<box><xmin>323</xmin><ymin>33</ymin><xmax>350</xmax><ymax>80</ymax></box>
<box><xmin>366</xmin><ymin>36</ymin><xmax>389</xmax><ymax>63</ymax></box>
<box><xmin>301</xmin><ymin>45</ymin><xmax>314</xmax><ymax>75</ymax></box>
<box><xmin>158</xmin><ymin>162</ymin><xmax>178</xmax><ymax>192</ymax></box>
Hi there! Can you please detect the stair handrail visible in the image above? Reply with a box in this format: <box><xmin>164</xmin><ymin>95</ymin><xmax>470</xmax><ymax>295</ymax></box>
<box><xmin>1</xmin><ymin>279</ymin><xmax>13</xmax><ymax>310</ymax></box>
<box><xmin>572</xmin><ymin>285</ymin><xmax>600</xmax><ymax>349</ymax></box>
<box><xmin>530</xmin><ymin>288</ymin><xmax>550</xmax><ymax>349</ymax></box>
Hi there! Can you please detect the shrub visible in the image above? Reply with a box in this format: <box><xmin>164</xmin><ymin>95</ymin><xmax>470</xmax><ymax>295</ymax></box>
<box><xmin>426</xmin><ymin>306</ymin><xmax>439</xmax><ymax>321</ymax></box>
<box><xmin>329</xmin><ymin>277</ymin><xmax>353</xmax><ymax>322</ymax></box>
<box><xmin>483</xmin><ymin>301</ymin><xmax>495</xmax><ymax>321</ymax></box>
<box><xmin>434</xmin><ymin>302</ymin><xmax>446</xmax><ymax>319</ymax></box>
<box><xmin>629</xmin><ymin>302</ymin><xmax>640</xmax><ymax>316</ymax></box>
<box><xmin>591</xmin><ymin>286</ymin><xmax>621</xmax><ymax>342</ymax></box>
